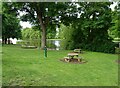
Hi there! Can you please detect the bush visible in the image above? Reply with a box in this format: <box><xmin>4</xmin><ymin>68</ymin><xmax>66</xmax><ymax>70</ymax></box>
<box><xmin>21</xmin><ymin>45</ymin><xmax>37</xmax><ymax>49</ymax></box>
<box><xmin>17</xmin><ymin>41</ymin><xmax>26</xmax><ymax>45</ymax></box>
<box><xmin>114</xmin><ymin>38</ymin><xmax>120</xmax><ymax>41</ymax></box>
<box><xmin>83</xmin><ymin>41</ymin><xmax>115</xmax><ymax>54</ymax></box>
<box><xmin>115</xmin><ymin>47</ymin><xmax>120</xmax><ymax>54</ymax></box>
<box><xmin>17</xmin><ymin>40</ymin><xmax>40</xmax><ymax>47</ymax></box>
<box><xmin>59</xmin><ymin>24</ymin><xmax>116</xmax><ymax>53</ymax></box>
<box><xmin>47</xmin><ymin>42</ymin><xmax>56</xmax><ymax>49</ymax></box>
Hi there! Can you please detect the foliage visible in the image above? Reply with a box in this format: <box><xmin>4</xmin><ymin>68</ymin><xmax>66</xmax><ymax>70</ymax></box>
<box><xmin>115</xmin><ymin>47</ymin><xmax>120</xmax><ymax>54</ymax></box>
<box><xmin>109</xmin><ymin>2</ymin><xmax>120</xmax><ymax>38</ymax></box>
<box><xmin>46</xmin><ymin>40</ymin><xmax>56</xmax><ymax>49</ymax></box>
<box><xmin>0</xmin><ymin>1</ymin><xmax>2</xmax><ymax>14</ymax></box>
<box><xmin>21</xmin><ymin>28</ymin><xmax>41</xmax><ymax>47</ymax></box>
<box><xmin>21</xmin><ymin>45</ymin><xmax>37</xmax><ymax>49</ymax></box>
<box><xmin>59</xmin><ymin>24</ymin><xmax>74</xmax><ymax>49</ymax></box>
<box><xmin>2</xmin><ymin>2</ymin><xmax>21</xmax><ymax>44</ymax></box>
<box><xmin>2</xmin><ymin>2</ymin><xmax>118</xmax><ymax>53</ymax></box>
<box><xmin>17</xmin><ymin>40</ymin><xmax>40</xmax><ymax>47</ymax></box>
<box><xmin>10</xmin><ymin>2</ymin><xmax>71</xmax><ymax>49</ymax></box>
<box><xmin>46</xmin><ymin>29</ymin><xmax>56</xmax><ymax>39</ymax></box>
<box><xmin>116</xmin><ymin>2</ymin><xmax>120</xmax><ymax>38</ymax></box>
<box><xmin>109</xmin><ymin>11</ymin><xmax>119</xmax><ymax>38</ymax></box>
<box><xmin>59</xmin><ymin>2</ymin><xmax>116</xmax><ymax>53</ymax></box>
<box><xmin>114</xmin><ymin>38</ymin><xmax>120</xmax><ymax>41</ymax></box>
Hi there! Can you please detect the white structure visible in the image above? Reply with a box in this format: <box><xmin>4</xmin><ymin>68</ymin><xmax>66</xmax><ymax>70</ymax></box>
<box><xmin>0</xmin><ymin>38</ymin><xmax>20</xmax><ymax>44</ymax></box>
<box><xmin>9</xmin><ymin>38</ymin><xmax>18</xmax><ymax>44</ymax></box>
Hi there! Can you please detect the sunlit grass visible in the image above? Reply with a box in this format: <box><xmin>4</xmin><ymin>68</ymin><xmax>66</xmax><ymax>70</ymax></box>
<box><xmin>2</xmin><ymin>45</ymin><xmax>118</xmax><ymax>86</ymax></box>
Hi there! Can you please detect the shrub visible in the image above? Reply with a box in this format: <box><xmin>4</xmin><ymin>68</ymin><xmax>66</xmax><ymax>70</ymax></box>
<box><xmin>59</xmin><ymin>24</ymin><xmax>116</xmax><ymax>53</ymax></box>
<box><xmin>114</xmin><ymin>38</ymin><xmax>120</xmax><ymax>41</ymax></box>
<box><xmin>47</xmin><ymin>41</ymin><xmax>56</xmax><ymax>49</ymax></box>
<box><xmin>21</xmin><ymin>45</ymin><xmax>37</xmax><ymax>49</ymax></box>
<box><xmin>115</xmin><ymin>47</ymin><xmax>120</xmax><ymax>54</ymax></box>
<box><xmin>83</xmin><ymin>41</ymin><xmax>115</xmax><ymax>54</ymax></box>
<box><xmin>17</xmin><ymin>40</ymin><xmax>40</xmax><ymax>47</ymax></box>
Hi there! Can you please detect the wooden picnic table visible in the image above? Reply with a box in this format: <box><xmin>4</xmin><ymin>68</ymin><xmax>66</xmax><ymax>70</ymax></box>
<box><xmin>67</xmin><ymin>53</ymin><xmax>79</xmax><ymax>59</ymax></box>
<box><xmin>74</xmin><ymin>49</ymin><xmax>82</xmax><ymax>53</ymax></box>
<box><xmin>64</xmin><ymin>52</ymin><xmax>82</xmax><ymax>62</ymax></box>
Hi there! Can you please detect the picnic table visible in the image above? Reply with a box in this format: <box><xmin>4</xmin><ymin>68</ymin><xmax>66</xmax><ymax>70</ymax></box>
<box><xmin>74</xmin><ymin>49</ymin><xmax>82</xmax><ymax>53</ymax></box>
<box><xmin>64</xmin><ymin>52</ymin><xmax>83</xmax><ymax>62</ymax></box>
<box><xmin>64</xmin><ymin>53</ymin><xmax>79</xmax><ymax>62</ymax></box>
<box><xmin>68</xmin><ymin>52</ymin><xmax>79</xmax><ymax>59</ymax></box>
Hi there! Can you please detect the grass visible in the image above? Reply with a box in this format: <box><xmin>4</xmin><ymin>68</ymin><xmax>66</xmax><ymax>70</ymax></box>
<box><xmin>2</xmin><ymin>45</ymin><xmax>118</xmax><ymax>86</ymax></box>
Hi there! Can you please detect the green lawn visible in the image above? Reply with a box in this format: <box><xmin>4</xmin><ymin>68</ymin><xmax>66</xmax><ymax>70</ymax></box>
<box><xmin>2</xmin><ymin>45</ymin><xmax>118</xmax><ymax>86</ymax></box>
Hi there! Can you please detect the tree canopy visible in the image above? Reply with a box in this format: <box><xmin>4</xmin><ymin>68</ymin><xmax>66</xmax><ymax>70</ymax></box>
<box><xmin>9</xmin><ymin>2</ymin><xmax>77</xmax><ymax>49</ymax></box>
<box><xmin>59</xmin><ymin>2</ymin><xmax>116</xmax><ymax>53</ymax></box>
<box><xmin>2</xmin><ymin>2</ymin><xmax>21</xmax><ymax>44</ymax></box>
<box><xmin>2</xmin><ymin>2</ymin><xmax>118</xmax><ymax>53</ymax></box>
<box><xmin>109</xmin><ymin>2</ymin><xmax>120</xmax><ymax>38</ymax></box>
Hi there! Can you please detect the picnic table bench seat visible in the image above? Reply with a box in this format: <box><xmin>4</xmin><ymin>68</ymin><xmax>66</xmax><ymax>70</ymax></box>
<box><xmin>74</xmin><ymin>49</ymin><xmax>82</xmax><ymax>53</ymax></box>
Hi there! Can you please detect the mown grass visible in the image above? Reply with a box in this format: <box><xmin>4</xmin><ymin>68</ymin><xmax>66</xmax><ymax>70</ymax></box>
<box><xmin>2</xmin><ymin>45</ymin><xmax>118</xmax><ymax>86</ymax></box>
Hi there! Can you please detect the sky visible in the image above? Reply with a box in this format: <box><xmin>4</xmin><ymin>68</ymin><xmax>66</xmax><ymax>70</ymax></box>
<box><xmin>20</xmin><ymin>2</ymin><xmax>118</xmax><ymax>29</ymax></box>
<box><xmin>20</xmin><ymin>21</ymin><xmax>32</xmax><ymax>29</ymax></box>
<box><xmin>110</xmin><ymin>2</ymin><xmax>118</xmax><ymax>11</ymax></box>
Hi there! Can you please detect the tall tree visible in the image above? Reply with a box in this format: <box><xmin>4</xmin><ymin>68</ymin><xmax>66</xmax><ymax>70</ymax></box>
<box><xmin>109</xmin><ymin>2</ymin><xmax>120</xmax><ymax>38</ymax></box>
<box><xmin>79</xmin><ymin>2</ymin><xmax>115</xmax><ymax>53</ymax></box>
<box><xmin>2</xmin><ymin>3</ymin><xmax>21</xmax><ymax>44</ymax></box>
<box><xmin>11</xmin><ymin>2</ymin><xmax>69</xmax><ymax>49</ymax></box>
<box><xmin>115</xmin><ymin>2</ymin><xmax>120</xmax><ymax>38</ymax></box>
<box><xmin>79</xmin><ymin>2</ymin><xmax>112</xmax><ymax>42</ymax></box>
<box><xmin>60</xmin><ymin>2</ymin><xmax>115</xmax><ymax>53</ymax></box>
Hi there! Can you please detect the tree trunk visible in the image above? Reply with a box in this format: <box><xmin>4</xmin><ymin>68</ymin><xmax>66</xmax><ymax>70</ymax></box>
<box><xmin>37</xmin><ymin>10</ymin><xmax>46</xmax><ymax>49</ymax></box>
<box><xmin>8</xmin><ymin>38</ymin><xmax>10</xmax><ymax>44</ymax></box>
<box><xmin>41</xmin><ymin>25</ymin><xmax>46</xmax><ymax>49</ymax></box>
<box><xmin>3</xmin><ymin>38</ymin><xmax>7</xmax><ymax>44</ymax></box>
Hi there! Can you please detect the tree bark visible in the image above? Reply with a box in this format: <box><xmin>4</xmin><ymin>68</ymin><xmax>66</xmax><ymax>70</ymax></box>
<box><xmin>4</xmin><ymin>38</ymin><xmax>7</xmax><ymax>44</ymax></box>
<box><xmin>37</xmin><ymin>8</ymin><xmax>46</xmax><ymax>49</ymax></box>
<box><xmin>41</xmin><ymin>24</ymin><xmax>46</xmax><ymax>49</ymax></box>
<box><xmin>8</xmin><ymin>38</ymin><xmax>11</xmax><ymax>44</ymax></box>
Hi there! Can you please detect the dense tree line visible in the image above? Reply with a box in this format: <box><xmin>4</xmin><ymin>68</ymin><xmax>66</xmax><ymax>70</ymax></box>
<box><xmin>2</xmin><ymin>2</ymin><xmax>119</xmax><ymax>53</ymax></box>
<box><xmin>9</xmin><ymin>2</ymin><xmax>69</xmax><ymax>49</ymax></box>
<box><xmin>59</xmin><ymin>2</ymin><xmax>117</xmax><ymax>53</ymax></box>
<box><xmin>109</xmin><ymin>2</ymin><xmax>120</xmax><ymax>38</ymax></box>
<box><xmin>2</xmin><ymin>3</ymin><xmax>21</xmax><ymax>44</ymax></box>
